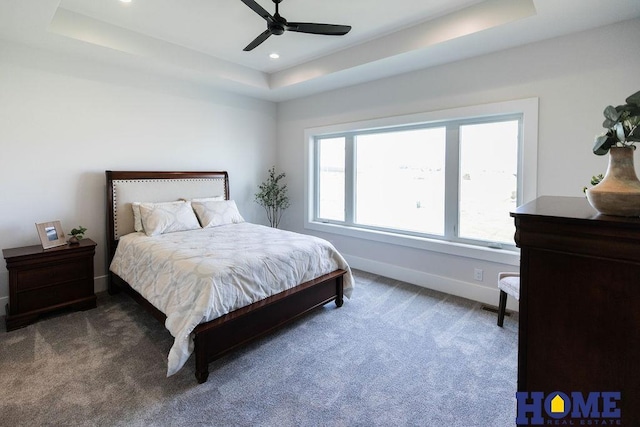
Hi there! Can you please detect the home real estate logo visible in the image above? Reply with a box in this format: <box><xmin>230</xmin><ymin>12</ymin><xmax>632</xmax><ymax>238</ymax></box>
<box><xmin>516</xmin><ymin>391</ymin><xmax>622</xmax><ymax>425</ymax></box>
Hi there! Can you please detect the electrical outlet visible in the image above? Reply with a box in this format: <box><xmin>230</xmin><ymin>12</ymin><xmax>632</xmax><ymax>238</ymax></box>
<box><xmin>474</xmin><ymin>268</ymin><xmax>483</xmax><ymax>281</ymax></box>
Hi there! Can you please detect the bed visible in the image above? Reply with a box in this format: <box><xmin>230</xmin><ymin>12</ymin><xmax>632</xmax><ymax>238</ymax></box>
<box><xmin>106</xmin><ymin>170</ymin><xmax>352</xmax><ymax>383</ymax></box>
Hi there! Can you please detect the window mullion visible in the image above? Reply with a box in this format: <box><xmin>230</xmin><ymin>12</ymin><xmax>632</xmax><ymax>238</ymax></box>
<box><xmin>444</xmin><ymin>125</ymin><xmax>460</xmax><ymax>240</ymax></box>
<box><xmin>516</xmin><ymin>117</ymin><xmax>524</xmax><ymax>207</ymax></box>
<box><xmin>345</xmin><ymin>135</ymin><xmax>355</xmax><ymax>225</ymax></box>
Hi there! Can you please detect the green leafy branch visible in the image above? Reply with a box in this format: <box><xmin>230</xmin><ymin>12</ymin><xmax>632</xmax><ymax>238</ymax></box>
<box><xmin>593</xmin><ymin>90</ymin><xmax>640</xmax><ymax>155</ymax></box>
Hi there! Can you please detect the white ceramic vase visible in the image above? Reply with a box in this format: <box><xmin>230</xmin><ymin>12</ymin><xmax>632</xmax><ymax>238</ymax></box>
<box><xmin>586</xmin><ymin>146</ymin><xmax>640</xmax><ymax>216</ymax></box>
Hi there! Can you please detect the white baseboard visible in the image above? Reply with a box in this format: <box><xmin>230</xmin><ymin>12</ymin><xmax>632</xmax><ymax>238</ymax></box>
<box><xmin>344</xmin><ymin>254</ymin><xmax>519</xmax><ymax>312</ymax></box>
<box><xmin>0</xmin><ymin>275</ymin><xmax>110</xmax><ymax>318</ymax></box>
<box><xmin>94</xmin><ymin>274</ymin><xmax>108</xmax><ymax>293</ymax></box>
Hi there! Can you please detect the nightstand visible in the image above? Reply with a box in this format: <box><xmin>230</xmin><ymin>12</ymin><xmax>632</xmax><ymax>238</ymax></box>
<box><xmin>3</xmin><ymin>238</ymin><xmax>97</xmax><ymax>331</ymax></box>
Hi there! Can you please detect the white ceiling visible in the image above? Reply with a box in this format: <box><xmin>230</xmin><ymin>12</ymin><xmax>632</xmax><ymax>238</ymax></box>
<box><xmin>1</xmin><ymin>0</ymin><xmax>639</xmax><ymax>101</ymax></box>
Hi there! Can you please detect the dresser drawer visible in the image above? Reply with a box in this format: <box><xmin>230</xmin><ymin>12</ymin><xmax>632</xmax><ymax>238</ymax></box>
<box><xmin>16</xmin><ymin>259</ymin><xmax>90</xmax><ymax>291</ymax></box>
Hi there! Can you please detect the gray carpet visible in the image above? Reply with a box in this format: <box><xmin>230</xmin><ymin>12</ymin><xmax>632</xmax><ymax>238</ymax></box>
<box><xmin>0</xmin><ymin>270</ymin><xmax>518</xmax><ymax>426</ymax></box>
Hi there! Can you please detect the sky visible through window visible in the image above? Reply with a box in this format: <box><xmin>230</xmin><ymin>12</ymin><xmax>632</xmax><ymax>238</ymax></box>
<box><xmin>459</xmin><ymin>120</ymin><xmax>518</xmax><ymax>243</ymax></box>
<box><xmin>355</xmin><ymin>127</ymin><xmax>446</xmax><ymax>235</ymax></box>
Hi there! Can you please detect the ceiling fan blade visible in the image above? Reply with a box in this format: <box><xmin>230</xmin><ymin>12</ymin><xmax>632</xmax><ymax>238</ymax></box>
<box><xmin>243</xmin><ymin>29</ymin><xmax>272</xmax><ymax>51</ymax></box>
<box><xmin>286</xmin><ymin>22</ymin><xmax>351</xmax><ymax>36</ymax></box>
<box><xmin>240</xmin><ymin>0</ymin><xmax>274</xmax><ymax>22</ymax></box>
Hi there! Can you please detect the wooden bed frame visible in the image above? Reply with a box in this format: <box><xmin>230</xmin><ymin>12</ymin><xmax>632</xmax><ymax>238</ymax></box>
<box><xmin>105</xmin><ymin>170</ymin><xmax>346</xmax><ymax>383</ymax></box>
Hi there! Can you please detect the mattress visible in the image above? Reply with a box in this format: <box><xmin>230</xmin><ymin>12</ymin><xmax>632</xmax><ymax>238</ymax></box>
<box><xmin>110</xmin><ymin>222</ymin><xmax>353</xmax><ymax>375</ymax></box>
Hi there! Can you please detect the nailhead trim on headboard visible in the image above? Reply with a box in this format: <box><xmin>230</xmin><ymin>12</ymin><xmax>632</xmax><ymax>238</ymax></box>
<box><xmin>112</xmin><ymin>177</ymin><xmax>227</xmax><ymax>240</ymax></box>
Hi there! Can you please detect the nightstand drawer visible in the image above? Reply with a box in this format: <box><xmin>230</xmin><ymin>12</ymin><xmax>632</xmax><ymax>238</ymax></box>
<box><xmin>17</xmin><ymin>279</ymin><xmax>92</xmax><ymax>313</ymax></box>
<box><xmin>16</xmin><ymin>260</ymin><xmax>90</xmax><ymax>291</ymax></box>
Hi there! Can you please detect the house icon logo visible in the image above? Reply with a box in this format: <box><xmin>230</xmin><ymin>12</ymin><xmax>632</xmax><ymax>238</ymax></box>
<box><xmin>550</xmin><ymin>394</ymin><xmax>565</xmax><ymax>414</ymax></box>
<box><xmin>516</xmin><ymin>391</ymin><xmax>622</xmax><ymax>425</ymax></box>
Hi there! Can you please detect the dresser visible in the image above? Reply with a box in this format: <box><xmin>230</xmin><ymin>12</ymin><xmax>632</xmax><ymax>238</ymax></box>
<box><xmin>512</xmin><ymin>196</ymin><xmax>640</xmax><ymax>424</ymax></box>
<box><xmin>3</xmin><ymin>238</ymin><xmax>97</xmax><ymax>331</ymax></box>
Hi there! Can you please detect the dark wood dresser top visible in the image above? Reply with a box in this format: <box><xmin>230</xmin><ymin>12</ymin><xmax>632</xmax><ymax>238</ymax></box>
<box><xmin>512</xmin><ymin>195</ymin><xmax>640</xmax><ymax>224</ymax></box>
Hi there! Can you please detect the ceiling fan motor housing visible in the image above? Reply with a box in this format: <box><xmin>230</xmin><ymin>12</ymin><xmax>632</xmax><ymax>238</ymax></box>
<box><xmin>270</xmin><ymin>15</ymin><xmax>286</xmax><ymax>35</ymax></box>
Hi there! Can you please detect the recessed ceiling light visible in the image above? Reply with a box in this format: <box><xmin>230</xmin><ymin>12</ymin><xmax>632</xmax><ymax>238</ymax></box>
<box><xmin>120</xmin><ymin>0</ymin><xmax>132</xmax><ymax>3</ymax></box>
<box><xmin>269</xmin><ymin>53</ymin><xmax>280</xmax><ymax>59</ymax></box>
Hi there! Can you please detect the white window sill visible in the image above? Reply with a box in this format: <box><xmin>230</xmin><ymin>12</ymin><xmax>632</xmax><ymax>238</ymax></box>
<box><xmin>305</xmin><ymin>220</ymin><xmax>520</xmax><ymax>266</ymax></box>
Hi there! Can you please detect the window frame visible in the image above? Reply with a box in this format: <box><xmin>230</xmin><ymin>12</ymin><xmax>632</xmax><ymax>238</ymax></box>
<box><xmin>304</xmin><ymin>98</ymin><xmax>538</xmax><ymax>265</ymax></box>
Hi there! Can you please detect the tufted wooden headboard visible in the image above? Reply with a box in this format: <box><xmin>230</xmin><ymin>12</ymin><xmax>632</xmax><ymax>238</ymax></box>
<box><xmin>105</xmin><ymin>170</ymin><xmax>229</xmax><ymax>263</ymax></box>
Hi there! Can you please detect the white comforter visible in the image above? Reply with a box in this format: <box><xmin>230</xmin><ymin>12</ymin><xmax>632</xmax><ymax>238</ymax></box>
<box><xmin>109</xmin><ymin>222</ymin><xmax>353</xmax><ymax>376</ymax></box>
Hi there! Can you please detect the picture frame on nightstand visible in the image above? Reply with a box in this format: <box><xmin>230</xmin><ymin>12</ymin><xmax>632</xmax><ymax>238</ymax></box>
<box><xmin>36</xmin><ymin>220</ymin><xmax>66</xmax><ymax>249</ymax></box>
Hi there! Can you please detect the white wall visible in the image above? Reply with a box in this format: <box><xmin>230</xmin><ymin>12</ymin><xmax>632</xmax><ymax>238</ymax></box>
<box><xmin>0</xmin><ymin>40</ymin><xmax>277</xmax><ymax>313</ymax></box>
<box><xmin>2</xmin><ymin>18</ymin><xmax>639</xmax><ymax>317</ymax></box>
<box><xmin>276</xmin><ymin>19</ymin><xmax>640</xmax><ymax>309</ymax></box>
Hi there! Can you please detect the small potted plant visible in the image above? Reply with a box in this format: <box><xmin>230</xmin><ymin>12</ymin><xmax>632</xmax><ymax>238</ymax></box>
<box><xmin>255</xmin><ymin>166</ymin><xmax>290</xmax><ymax>228</ymax></box>
<box><xmin>68</xmin><ymin>226</ymin><xmax>87</xmax><ymax>244</ymax></box>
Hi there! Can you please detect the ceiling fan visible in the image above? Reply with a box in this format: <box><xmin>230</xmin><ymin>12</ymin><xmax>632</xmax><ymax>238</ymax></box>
<box><xmin>240</xmin><ymin>0</ymin><xmax>352</xmax><ymax>51</ymax></box>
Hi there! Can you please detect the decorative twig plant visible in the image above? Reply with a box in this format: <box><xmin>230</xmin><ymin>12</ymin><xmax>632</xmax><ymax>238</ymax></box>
<box><xmin>255</xmin><ymin>166</ymin><xmax>290</xmax><ymax>228</ymax></box>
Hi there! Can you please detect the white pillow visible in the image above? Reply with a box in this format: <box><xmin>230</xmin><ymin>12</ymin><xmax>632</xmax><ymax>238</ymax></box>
<box><xmin>131</xmin><ymin>202</ymin><xmax>144</xmax><ymax>232</ymax></box>
<box><xmin>139</xmin><ymin>200</ymin><xmax>201</xmax><ymax>236</ymax></box>
<box><xmin>191</xmin><ymin>200</ymin><xmax>245</xmax><ymax>228</ymax></box>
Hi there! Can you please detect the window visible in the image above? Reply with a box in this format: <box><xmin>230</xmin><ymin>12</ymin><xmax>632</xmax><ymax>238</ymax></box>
<box><xmin>355</xmin><ymin>127</ymin><xmax>446</xmax><ymax>236</ymax></box>
<box><xmin>458</xmin><ymin>120</ymin><xmax>520</xmax><ymax>244</ymax></box>
<box><xmin>305</xmin><ymin>99</ymin><xmax>538</xmax><ymax>261</ymax></box>
<box><xmin>317</xmin><ymin>137</ymin><xmax>345</xmax><ymax>221</ymax></box>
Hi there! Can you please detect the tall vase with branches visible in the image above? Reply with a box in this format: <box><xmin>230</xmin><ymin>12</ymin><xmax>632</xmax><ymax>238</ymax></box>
<box><xmin>255</xmin><ymin>166</ymin><xmax>290</xmax><ymax>228</ymax></box>
<box><xmin>586</xmin><ymin>89</ymin><xmax>640</xmax><ymax>216</ymax></box>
